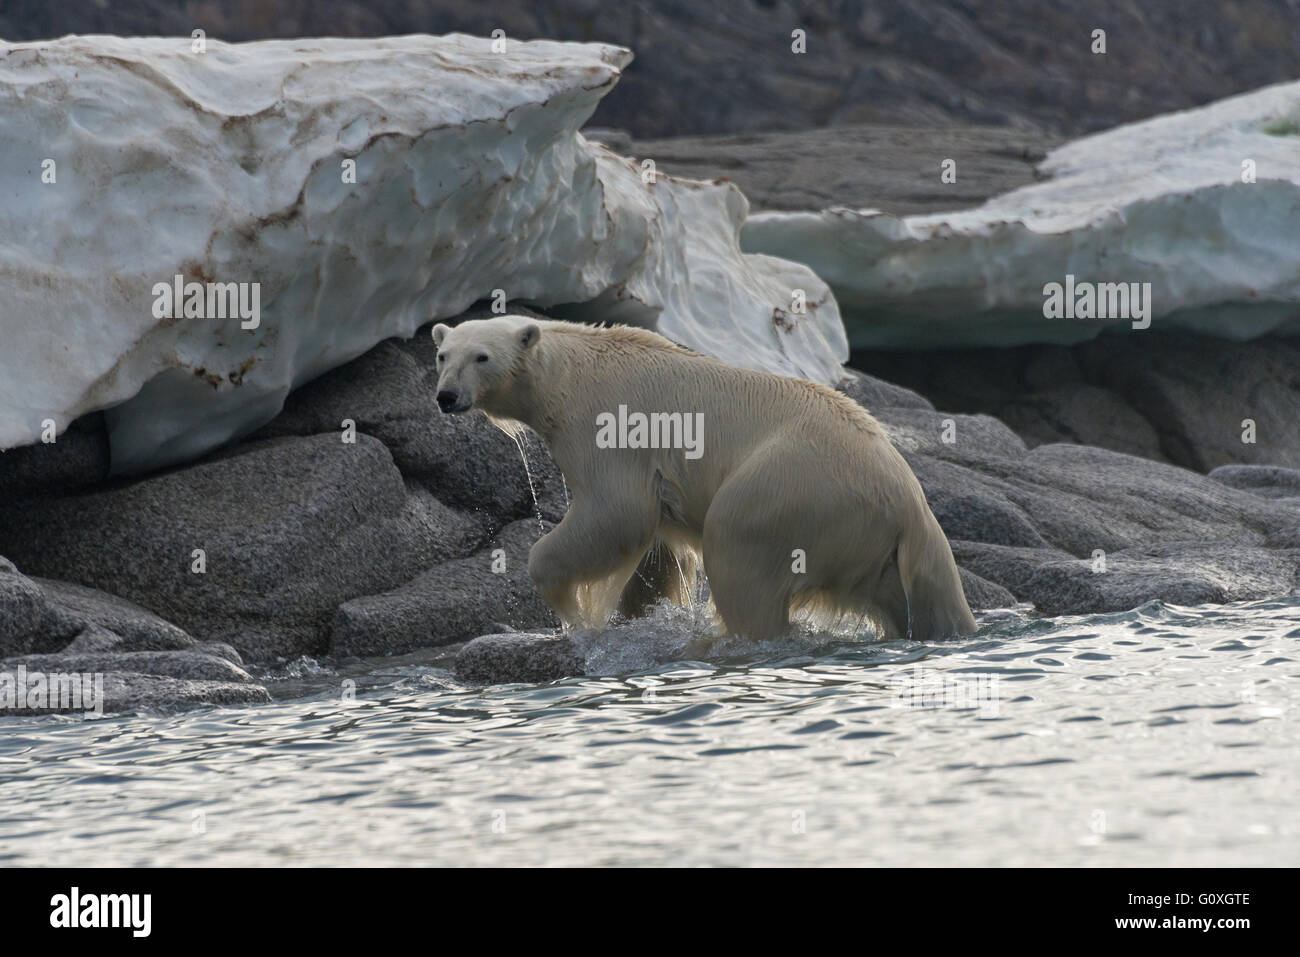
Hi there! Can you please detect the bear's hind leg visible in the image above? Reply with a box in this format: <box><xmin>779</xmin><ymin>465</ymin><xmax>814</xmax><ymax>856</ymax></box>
<box><xmin>706</xmin><ymin>560</ymin><xmax>790</xmax><ymax>640</ymax></box>
<box><xmin>860</xmin><ymin>552</ymin><xmax>912</xmax><ymax>640</ymax></box>
<box><xmin>702</xmin><ymin>489</ymin><xmax>793</xmax><ymax>640</ymax></box>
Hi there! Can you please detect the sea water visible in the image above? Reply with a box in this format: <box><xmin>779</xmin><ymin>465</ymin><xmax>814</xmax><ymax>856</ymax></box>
<box><xmin>2</xmin><ymin>597</ymin><xmax>1297</xmax><ymax>866</ymax></box>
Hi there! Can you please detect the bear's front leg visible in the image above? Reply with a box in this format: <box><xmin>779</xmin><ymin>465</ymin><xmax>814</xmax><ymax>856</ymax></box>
<box><xmin>528</xmin><ymin>496</ymin><xmax>658</xmax><ymax>630</ymax></box>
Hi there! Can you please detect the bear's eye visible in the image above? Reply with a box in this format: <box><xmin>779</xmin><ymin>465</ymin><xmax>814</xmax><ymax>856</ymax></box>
<box><xmin>436</xmin><ymin>353</ymin><xmax>446</xmax><ymax>365</ymax></box>
<box><xmin>475</xmin><ymin>353</ymin><xmax>489</xmax><ymax>363</ymax></box>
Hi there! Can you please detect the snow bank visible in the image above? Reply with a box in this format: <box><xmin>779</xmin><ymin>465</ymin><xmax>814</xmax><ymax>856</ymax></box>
<box><xmin>743</xmin><ymin>80</ymin><xmax>1300</xmax><ymax>350</ymax></box>
<box><xmin>0</xmin><ymin>34</ymin><xmax>846</xmax><ymax>473</ymax></box>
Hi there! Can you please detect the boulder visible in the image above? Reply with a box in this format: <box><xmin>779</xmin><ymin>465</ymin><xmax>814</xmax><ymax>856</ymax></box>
<box><xmin>2</xmin><ymin>650</ymin><xmax>257</xmax><ymax>685</ymax></box>
<box><xmin>331</xmin><ymin>519</ymin><xmax>559</xmax><ymax>658</ymax></box>
<box><xmin>998</xmin><ymin>384</ymin><xmax>1166</xmax><ymax>463</ymax></box>
<box><xmin>0</xmin><ymin>563</ymin><xmax>69</xmax><ymax>657</ymax></box>
<box><xmin>455</xmin><ymin>632</ymin><xmax>583</xmax><ymax>685</ymax></box>
<box><xmin>0</xmin><ymin>434</ymin><xmax>488</xmax><ymax>662</ymax></box>
<box><xmin>1080</xmin><ymin>335</ymin><xmax>1300</xmax><ymax>472</ymax></box>
<box><xmin>839</xmin><ymin>368</ymin><xmax>934</xmax><ymax>412</ymax></box>
<box><xmin>1208</xmin><ymin>464</ymin><xmax>1300</xmax><ymax>501</ymax></box>
<box><xmin>955</xmin><ymin>541</ymin><xmax>1300</xmax><ymax>617</ymax></box>
<box><xmin>958</xmin><ymin>568</ymin><xmax>1018</xmax><ymax>611</ymax></box>
<box><xmin>34</xmin><ymin>576</ymin><xmax>197</xmax><ymax>652</ymax></box>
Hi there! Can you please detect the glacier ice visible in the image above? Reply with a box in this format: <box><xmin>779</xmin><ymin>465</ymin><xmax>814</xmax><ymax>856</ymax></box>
<box><xmin>743</xmin><ymin>80</ymin><xmax>1300</xmax><ymax>350</ymax></box>
<box><xmin>0</xmin><ymin>34</ymin><xmax>846</xmax><ymax>473</ymax></box>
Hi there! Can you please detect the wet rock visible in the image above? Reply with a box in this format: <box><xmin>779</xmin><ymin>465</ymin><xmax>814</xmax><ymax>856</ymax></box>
<box><xmin>0</xmin><ymin>434</ymin><xmax>487</xmax><ymax>662</ymax></box>
<box><xmin>93</xmin><ymin>674</ymin><xmax>270</xmax><ymax>712</ymax></box>
<box><xmin>2</xmin><ymin>650</ymin><xmax>257</xmax><ymax>684</ymax></box>
<box><xmin>455</xmin><ymin>632</ymin><xmax>583</xmax><ymax>685</ymax></box>
<box><xmin>953</xmin><ymin>540</ymin><xmax>1300</xmax><ymax>617</ymax></box>
<box><xmin>1020</xmin><ymin>544</ymin><xmax>1300</xmax><ymax>617</ymax></box>
<box><xmin>331</xmin><ymin>519</ymin><xmax>559</xmax><ymax>658</ymax></box>
<box><xmin>958</xmin><ymin>568</ymin><xmax>1018</xmax><ymax>611</ymax></box>
<box><xmin>0</xmin><ymin>670</ymin><xmax>270</xmax><ymax>715</ymax></box>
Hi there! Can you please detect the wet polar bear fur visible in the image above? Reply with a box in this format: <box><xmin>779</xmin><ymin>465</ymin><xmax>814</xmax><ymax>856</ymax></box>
<box><xmin>432</xmin><ymin>316</ymin><xmax>977</xmax><ymax>641</ymax></box>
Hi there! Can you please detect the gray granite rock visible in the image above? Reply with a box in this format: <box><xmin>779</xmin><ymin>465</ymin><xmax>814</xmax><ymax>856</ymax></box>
<box><xmin>958</xmin><ymin>568</ymin><xmax>1018</xmax><ymax>611</ymax></box>
<box><xmin>455</xmin><ymin>632</ymin><xmax>583</xmax><ymax>685</ymax></box>
<box><xmin>60</xmin><ymin>623</ymin><xmax>127</xmax><ymax>653</ymax></box>
<box><xmin>97</xmin><ymin>673</ymin><xmax>271</xmax><ymax>712</ymax></box>
<box><xmin>951</xmin><ymin>540</ymin><xmax>1300</xmax><ymax>617</ymax></box>
<box><xmin>1209</xmin><ymin>465</ymin><xmax>1300</xmax><ymax>500</ymax></box>
<box><xmin>0</xmin><ymin>669</ymin><xmax>270</xmax><ymax>715</ymax></box>
<box><xmin>331</xmin><ymin>518</ymin><xmax>559</xmax><ymax>658</ymax></box>
<box><xmin>911</xmin><ymin>443</ymin><xmax>1297</xmax><ymax>560</ymax></box>
<box><xmin>0</xmin><ymin>412</ymin><xmax>111</xmax><ymax>498</ymax></box>
<box><xmin>0</xmin><ymin>434</ymin><xmax>488</xmax><ymax>662</ymax></box>
<box><xmin>875</xmin><ymin>407</ymin><xmax>1029</xmax><ymax>466</ymax></box>
<box><xmin>851</xmin><ymin>334</ymin><xmax>1300</xmax><ymax>473</ymax></box>
<box><xmin>998</xmin><ymin>385</ymin><xmax>1167</xmax><ymax>463</ymax></box>
<box><xmin>5</xmin><ymin>2</ymin><xmax>1294</xmax><ymax>146</ymax></box>
<box><xmin>194</xmin><ymin>642</ymin><xmax>246</xmax><ymax>665</ymax></box>
<box><xmin>839</xmin><ymin>368</ymin><xmax>934</xmax><ymax>412</ymax></box>
<box><xmin>2</xmin><ymin>650</ymin><xmax>256</xmax><ymax>684</ymax></box>
<box><xmin>0</xmin><ymin>563</ymin><xmax>70</xmax><ymax>657</ymax></box>
<box><xmin>859</xmin><ymin>407</ymin><xmax>1300</xmax><ymax>618</ymax></box>
<box><xmin>34</xmin><ymin>576</ymin><xmax>197</xmax><ymax>652</ymax></box>
<box><xmin>924</xmin><ymin>483</ymin><xmax>1048</xmax><ymax>550</ymax></box>
<box><xmin>631</xmin><ymin>124</ymin><xmax>1056</xmax><ymax>215</ymax></box>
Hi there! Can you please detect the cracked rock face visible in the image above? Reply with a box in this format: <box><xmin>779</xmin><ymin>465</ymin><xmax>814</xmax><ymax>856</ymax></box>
<box><xmin>0</xmin><ymin>33</ymin><xmax>846</xmax><ymax>474</ymax></box>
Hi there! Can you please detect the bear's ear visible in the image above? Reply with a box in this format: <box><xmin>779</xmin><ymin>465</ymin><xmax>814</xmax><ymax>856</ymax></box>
<box><xmin>519</xmin><ymin>322</ymin><xmax>541</xmax><ymax>351</ymax></box>
<box><xmin>432</xmin><ymin>323</ymin><xmax>451</xmax><ymax>347</ymax></box>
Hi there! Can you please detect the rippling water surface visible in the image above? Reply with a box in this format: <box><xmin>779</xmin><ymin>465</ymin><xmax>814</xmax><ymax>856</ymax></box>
<box><xmin>3</xmin><ymin>598</ymin><xmax>1298</xmax><ymax>866</ymax></box>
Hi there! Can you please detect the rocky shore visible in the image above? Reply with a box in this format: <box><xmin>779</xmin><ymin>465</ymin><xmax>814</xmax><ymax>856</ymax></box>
<box><xmin>3</xmin><ymin>298</ymin><xmax>1296</xmax><ymax>703</ymax></box>
<box><xmin>1</xmin><ymin>34</ymin><xmax>1296</xmax><ymax>708</ymax></box>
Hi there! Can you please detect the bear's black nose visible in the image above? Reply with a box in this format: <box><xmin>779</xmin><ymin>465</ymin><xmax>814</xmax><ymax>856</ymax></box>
<box><xmin>436</xmin><ymin>390</ymin><xmax>459</xmax><ymax>413</ymax></box>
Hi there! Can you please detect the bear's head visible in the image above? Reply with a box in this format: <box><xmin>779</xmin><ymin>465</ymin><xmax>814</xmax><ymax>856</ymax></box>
<box><xmin>431</xmin><ymin>316</ymin><xmax>541</xmax><ymax>415</ymax></box>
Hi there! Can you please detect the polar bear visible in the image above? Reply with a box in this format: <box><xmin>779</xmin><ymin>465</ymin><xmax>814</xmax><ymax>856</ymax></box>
<box><xmin>432</xmin><ymin>316</ymin><xmax>976</xmax><ymax>641</ymax></box>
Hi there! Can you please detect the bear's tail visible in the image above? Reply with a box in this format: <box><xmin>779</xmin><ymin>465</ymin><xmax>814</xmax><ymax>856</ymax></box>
<box><xmin>896</xmin><ymin>509</ymin><xmax>978</xmax><ymax>640</ymax></box>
